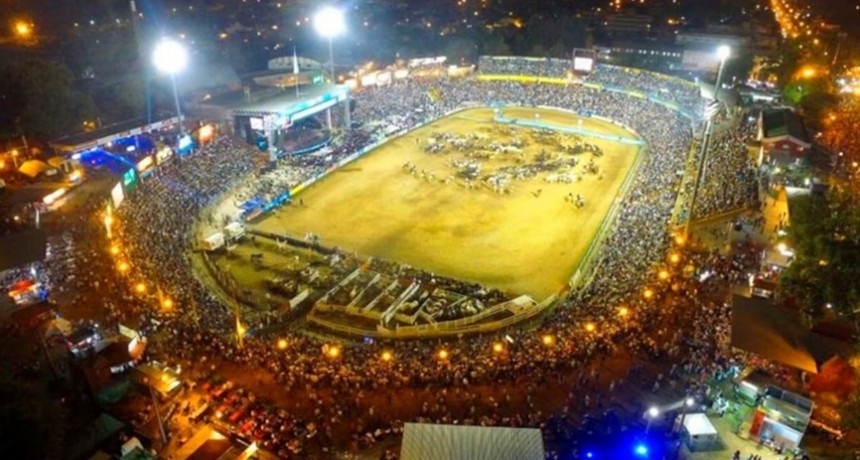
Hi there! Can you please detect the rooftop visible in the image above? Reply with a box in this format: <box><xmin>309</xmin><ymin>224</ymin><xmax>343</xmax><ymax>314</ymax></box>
<box><xmin>761</xmin><ymin>108</ymin><xmax>811</xmax><ymax>144</ymax></box>
<box><xmin>731</xmin><ymin>295</ymin><xmax>851</xmax><ymax>374</ymax></box>
<box><xmin>401</xmin><ymin>423</ymin><xmax>545</xmax><ymax>460</ymax></box>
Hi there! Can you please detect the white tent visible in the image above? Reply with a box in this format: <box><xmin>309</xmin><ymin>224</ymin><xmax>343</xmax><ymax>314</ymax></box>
<box><xmin>202</xmin><ymin>232</ymin><xmax>225</xmax><ymax>251</ymax></box>
<box><xmin>401</xmin><ymin>423</ymin><xmax>544</xmax><ymax>460</ymax></box>
<box><xmin>682</xmin><ymin>413</ymin><xmax>719</xmax><ymax>451</ymax></box>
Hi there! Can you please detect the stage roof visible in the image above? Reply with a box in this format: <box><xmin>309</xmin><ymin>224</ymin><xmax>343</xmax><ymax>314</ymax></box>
<box><xmin>400</xmin><ymin>423</ymin><xmax>544</xmax><ymax>460</ymax></box>
<box><xmin>217</xmin><ymin>84</ymin><xmax>349</xmax><ymax>118</ymax></box>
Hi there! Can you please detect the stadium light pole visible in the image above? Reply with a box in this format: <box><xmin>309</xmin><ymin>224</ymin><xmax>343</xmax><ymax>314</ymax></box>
<box><xmin>313</xmin><ymin>6</ymin><xmax>346</xmax><ymax>83</ymax></box>
<box><xmin>686</xmin><ymin>45</ymin><xmax>731</xmax><ymax>235</ymax></box>
<box><xmin>152</xmin><ymin>38</ymin><xmax>188</xmax><ymax>133</ymax></box>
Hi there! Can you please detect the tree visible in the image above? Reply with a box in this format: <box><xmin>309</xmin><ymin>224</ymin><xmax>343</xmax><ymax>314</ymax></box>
<box><xmin>0</xmin><ymin>368</ymin><xmax>68</xmax><ymax>460</ymax></box>
<box><xmin>0</xmin><ymin>59</ymin><xmax>97</xmax><ymax>139</ymax></box>
<box><xmin>723</xmin><ymin>49</ymin><xmax>755</xmax><ymax>84</ymax></box>
<box><xmin>779</xmin><ymin>191</ymin><xmax>860</xmax><ymax>326</ymax></box>
<box><xmin>481</xmin><ymin>32</ymin><xmax>511</xmax><ymax>56</ymax></box>
<box><xmin>442</xmin><ymin>36</ymin><xmax>478</xmax><ymax>64</ymax></box>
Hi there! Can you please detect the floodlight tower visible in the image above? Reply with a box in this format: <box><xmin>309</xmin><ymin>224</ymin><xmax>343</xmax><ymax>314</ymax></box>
<box><xmin>152</xmin><ymin>39</ymin><xmax>188</xmax><ymax>133</ymax></box>
<box><xmin>313</xmin><ymin>6</ymin><xmax>346</xmax><ymax>83</ymax></box>
<box><xmin>687</xmin><ymin>45</ymin><xmax>732</xmax><ymax>233</ymax></box>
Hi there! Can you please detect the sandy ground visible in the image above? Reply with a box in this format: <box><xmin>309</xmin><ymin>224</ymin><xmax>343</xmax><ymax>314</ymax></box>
<box><xmin>251</xmin><ymin>107</ymin><xmax>639</xmax><ymax>300</ymax></box>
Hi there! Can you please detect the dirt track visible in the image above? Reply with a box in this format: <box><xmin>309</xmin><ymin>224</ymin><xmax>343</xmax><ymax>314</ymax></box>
<box><xmin>251</xmin><ymin>107</ymin><xmax>639</xmax><ymax>299</ymax></box>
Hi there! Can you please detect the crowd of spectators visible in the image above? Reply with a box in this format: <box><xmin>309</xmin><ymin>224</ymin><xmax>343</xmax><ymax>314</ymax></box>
<box><xmin>477</xmin><ymin>56</ymin><xmax>704</xmax><ymax>118</ymax></box>
<box><xmin>691</xmin><ymin>115</ymin><xmax>760</xmax><ymax>219</ymax></box>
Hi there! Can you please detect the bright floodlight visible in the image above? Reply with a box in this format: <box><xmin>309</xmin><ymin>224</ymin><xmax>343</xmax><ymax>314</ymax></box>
<box><xmin>153</xmin><ymin>39</ymin><xmax>188</xmax><ymax>75</ymax></box>
<box><xmin>716</xmin><ymin>45</ymin><xmax>731</xmax><ymax>61</ymax></box>
<box><xmin>314</xmin><ymin>6</ymin><xmax>346</xmax><ymax>38</ymax></box>
<box><xmin>647</xmin><ymin>407</ymin><xmax>660</xmax><ymax>418</ymax></box>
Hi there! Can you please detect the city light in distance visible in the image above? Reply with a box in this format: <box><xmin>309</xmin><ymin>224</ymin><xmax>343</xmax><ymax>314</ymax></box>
<box><xmin>14</xmin><ymin>21</ymin><xmax>32</xmax><ymax>37</ymax></box>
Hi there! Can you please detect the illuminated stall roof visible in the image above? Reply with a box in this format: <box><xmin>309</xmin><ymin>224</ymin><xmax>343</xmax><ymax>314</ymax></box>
<box><xmin>51</xmin><ymin>116</ymin><xmax>180</xmax><ymax>154</ymax></box>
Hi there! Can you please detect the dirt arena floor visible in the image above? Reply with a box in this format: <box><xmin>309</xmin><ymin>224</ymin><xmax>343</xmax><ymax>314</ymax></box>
<box><xmin>251</xmin><ymin>107</ymin><xmax>640</xmax><ymax>299</ymax></box>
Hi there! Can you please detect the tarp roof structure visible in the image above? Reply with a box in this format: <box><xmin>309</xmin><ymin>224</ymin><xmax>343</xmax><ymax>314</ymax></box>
<box><xmin>731</xmin><ymin>295</ymin><xmax>851</xmax><ymax>374</ymax></box>
<box><xmin>683</xmin><ymin>413</ymin><xmax>718</xmax><ymax>436</ymax></box>
<box><xmin>17</xmin><ymin>159</ymin><xmax>52</xmax><ymax>178</ymax></box>
<box><xmin>400</xmin><ymin>423</ymin><xmax>545</xmax><ymax>460</ymax></box>
<box><xmin>0</xmin><ymin>229</ymin><xmax>48</xmax><ymax>271</ymax></box>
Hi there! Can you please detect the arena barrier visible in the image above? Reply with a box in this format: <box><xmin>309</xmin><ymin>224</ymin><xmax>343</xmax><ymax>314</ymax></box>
<box><xmin>493</xmin><ymin>114</ymin><xmax>644</xmax><ymax>145</ymax></box>
<box><xmin>307</xmin><ymin>293</ymin><xmax>559</xmax><ymax>340</ymax></box>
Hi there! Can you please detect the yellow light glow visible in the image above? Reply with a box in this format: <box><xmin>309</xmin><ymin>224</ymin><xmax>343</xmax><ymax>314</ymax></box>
<box><xmin>492</xmin><ymin>342</ymin><xmax>504</xmax><ymax>354</ymax></box>
<box><xmin>110</xmin><ymin>245</ymin><xmax>120</xmax><ymax>255</ymax></box>
<box><xmin>327</xmin><ymin>345</ymin><xmax>340</xmax><ymax>358</ymax></box>
<box><xmin>584</xmin><ymin>322</ymin><xmax>596</xmax><ymax>333</ymax></box>
<box><xmin>643</xmin><ymin>288</ymin><xmax>654</xmax><ymax>299</ymax></box>
<box><xmin>163</xmin><ymin>298</ymin><xmax>174</xmax><ymax>309</ymax></box>
<box><xmin>669</xmin><ymin>252</ymin><xmax>680</xmax><ymax>264</ymax></box>
<box><xmin>541</xmin><ymin>334</ymin><xmax>555</xmax><ymax>346</ymax></box>
<box><xmin>15</xmin><ymin>21</ymin><xmax>31</xmax><ymax>37</ymax></box>
<box><xmin>658</xmin><ymin>270</ymin><xmax>670</xmax><ymax>281</ymax></box>
<box><xmin>619</xmin><ymin>306</ymin><xmax>630</xmax><ymax>317</ymax></box>
<box><xmin>277</xmin><ymin>338</ymin><xmax>288</xmax><ymax>350</ymax></box>
<box><xmin>381</xmin><ymin>350</ymin><xmax>393</xmax><ymax>362</ymax></box>
<box><xmin>117</xmin><ymin>261</ymin><xmax>130</xmax><ymax>273</ymax></box>
<box><xmin>674</xmin><ymin>235</ymin><xmax>686</xmax><ymax>246</ymax></box>
<box><xmin>135</xmin><ymin>282</ymin><xmax>146</xmax><ymax>293</ymax></box>
<box><xmin>437</xmin><ymin>349</ymin><xmax>449</xmax><ymax>360</ymax></box>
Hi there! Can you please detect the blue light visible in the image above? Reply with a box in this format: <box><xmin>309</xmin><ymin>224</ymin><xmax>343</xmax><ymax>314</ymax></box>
<box><xmin>634</xmin><ymin>444</ymin><xmax>649</xmax><ymax>457</ymax></box>
<box><xmin>586</xmin><ymin>452</ymin><xmax>594</xmax><ymax>458</ymax></box>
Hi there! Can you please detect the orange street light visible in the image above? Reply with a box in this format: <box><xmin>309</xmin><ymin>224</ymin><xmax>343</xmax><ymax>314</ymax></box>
<box><xmin>658</xmin><ymin>269</ymin><xmax>670</xmax><ymax>281</ymax></box>
<box><xmin>437</xmin><ymin>349</ymin><xmax>449</xmax><ymax>360</ymax></box>
<box><xmin>117</xmin><ymin>261</ymin><xmax>130</xmax><ymax>273</ymax></box>
<box><xmin>618</xmin><ymin>306</ymin><xmax>630</xmax><ymax>317</ymax></box>
<box><xmin>669</xmin><ymin>252</ymin><xmax>681</xmax><ymax>264</ymax></box>
<box><xmin>135</xmin><ymin>282</ymin><xmax>146</xmax><ymax>294</ymax></box>
<box><xmin>643</xmin><ymin>288</ymin><xmax>654</xmax><ymax>299</ymax></box>
<box><xmin>14</xmin><ymin>21</ymin><xmax>32</xmax><ymax>37</ymax></box>
<box><xmin>541</xmin><ymin>334</ymin><xmax>555</xmax><ymax>346</ymax></box>
<box><xmin>584</xmin><ymin>322</ymin><xmax>596</xmax><ymax>333</ymax></box>
<box><xmin>381</xmin><ymin>350</ymin><xmax>393</xmax><ymax>362</ymax></box>
<box><xmin>110</xmin><ymin>245</ymin><xmax>121</xmax><ymax>256</ymax></box>
<box><xmin>674</xmin><ymin>234</ymin><xmax>686</xmax><ymax>246</ymax></box>
<box><xmin>162</xmin><ymin>298</ymin><xmax>174</xmax><ymax>310</ymax></box>
<box><xmin>327</xmin><ymin>345</ymin><xmax>340</xmax><ymax>358</ymax></box>
<box><xmin>492</xmin><ymin>342</ymin><xmax>504</xmax><ymax>354</ymax></box>
<box><xmin>277</xmin><ymin>338</ymin><xmax>288</xmax><ymax>350</ymax></box>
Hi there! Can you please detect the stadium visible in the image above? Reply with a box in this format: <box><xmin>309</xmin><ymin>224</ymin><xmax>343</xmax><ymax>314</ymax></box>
<box><xmin>87</xmin><ymin>55</ymin><xmax>726</xmax><ymax>457</ymax></box>
<box><xmin>113</xmin><ymin>56</ymin><xmax>700</xmax><ymax>341</ymax></box>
